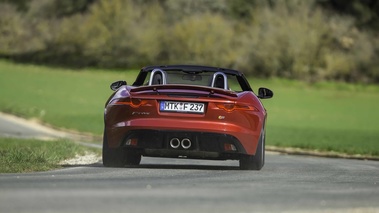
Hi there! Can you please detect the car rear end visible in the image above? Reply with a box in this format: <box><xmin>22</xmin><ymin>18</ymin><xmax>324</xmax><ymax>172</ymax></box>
<box><xmin>104</xmin><ymin>84</ymin><xmax>266</xmax><ymax>160</ymax></box>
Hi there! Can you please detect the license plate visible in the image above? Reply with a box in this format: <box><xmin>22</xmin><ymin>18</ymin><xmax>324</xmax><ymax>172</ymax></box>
<box><xmin>160</xmin><ymin>101</ymin><xmax>205</xmax><ymax>113</ymax></box>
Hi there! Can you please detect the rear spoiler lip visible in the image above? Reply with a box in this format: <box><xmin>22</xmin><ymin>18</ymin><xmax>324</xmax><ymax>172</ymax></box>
<box><xmin>130</xmin><ymin>84</ymin><xmax>238</xmax><ymax>97</ymax></box>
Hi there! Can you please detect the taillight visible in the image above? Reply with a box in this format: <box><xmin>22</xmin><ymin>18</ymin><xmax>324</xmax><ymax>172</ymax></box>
<box><xmin>111</xmin><ymin>98</ymin><xmax>148</xmax><ymax>108</ymax></box>
<box><xmin>215</xmin><ymin>103</ymin><xmax>257</xmax><ymax>112</ymax></box>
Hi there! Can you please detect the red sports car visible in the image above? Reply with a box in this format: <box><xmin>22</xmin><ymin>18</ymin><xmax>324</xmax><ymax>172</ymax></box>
<box><xmin>103</xmin><ymin>65</ymin><xmax>273</xmax><ymax>170</ymax></box>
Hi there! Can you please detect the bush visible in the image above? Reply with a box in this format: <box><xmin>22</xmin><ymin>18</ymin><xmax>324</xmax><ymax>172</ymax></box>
<box><xmin>0</xmin><ymin>4</ymin><xmax>31</xmax><ymax>54</ymax></box>
<box><xmin>0</xmin><ymin>0</ymin><xmax>378</xmax><ymax>83</ymax></box>
<box><xmin>234</xmin><ymin>0</ymin><xmax>379</xmax><ymax>83</ymax></box>
<box><xmin>167</xmin><ymin>13</ymin><xmax>237</xmax><ymax>67</ymax></box>
<box><xmin>51</xmin><ymin>0</ymin><xmax>167</xmax><ymax>68</ymax></box>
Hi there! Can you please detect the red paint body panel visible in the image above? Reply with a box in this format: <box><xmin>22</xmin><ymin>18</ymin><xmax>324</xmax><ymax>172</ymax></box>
<box><xmin>104</xmin><ymin>65</ymin><xmax>271</xmax><ymax>161</ymax></box>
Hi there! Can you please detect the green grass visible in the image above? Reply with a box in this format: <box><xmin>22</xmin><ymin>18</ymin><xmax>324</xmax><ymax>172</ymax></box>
<box><xmin>0</xmin><ymin>138</ymin><xmax>99</xmax><ymax>173</ymax></box>
<box><xmin>0</xmin><ymin>60</ymin><xmax>137</xmax><ymax>134</ymax></box>
<box><xmin>254</xmin><ymin>78</ymin><xmax>379</xmax><ymax>156</ymax></box>
<box><xmin>1</xmin><ymin>60</ymin><xmax>379</xmax><ymax>157</ymax></box>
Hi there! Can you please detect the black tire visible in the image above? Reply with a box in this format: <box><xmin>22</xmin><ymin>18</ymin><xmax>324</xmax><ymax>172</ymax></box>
<box><xmin>102</xmin><ymin>131</ymin><xmax>125</xmax><ymax>167</ymax></box>
<box><xmin>124</xmin><ymin>150</ymin><xmax>142</xmax><ymax>166</ymax></box>
<box><xmin>102</xmin><ymin>131</ymin><xmax>141</xmax><ymax>167</ymax></box>
<box><xmin>239</xmin><ymin>130</ymin><xmax>265</xmax><ymax>170</ymax></box>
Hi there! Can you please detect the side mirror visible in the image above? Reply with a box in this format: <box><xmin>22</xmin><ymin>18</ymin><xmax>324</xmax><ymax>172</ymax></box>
<box><xmin>110</xmin><ymin>80</ymin><xmax>127</xmax><ymax>91</ymax></box>
<box><xmin>258</xmin><ymin>87</ymin><xmax>273</xmax><ymax>99</ymax></box>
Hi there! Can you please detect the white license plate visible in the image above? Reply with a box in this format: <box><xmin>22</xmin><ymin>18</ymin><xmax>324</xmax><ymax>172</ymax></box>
<box><xmin>160</xmin><ymin>101</ymin><xmax>205</xmax><ymax>113</ymax></box>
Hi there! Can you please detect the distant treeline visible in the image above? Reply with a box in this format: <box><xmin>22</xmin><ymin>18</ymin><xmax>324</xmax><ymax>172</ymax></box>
<box><xmin>1</xmin><ymin>0</ymin><xmax>379</xmax><ymax>83</ymax></box>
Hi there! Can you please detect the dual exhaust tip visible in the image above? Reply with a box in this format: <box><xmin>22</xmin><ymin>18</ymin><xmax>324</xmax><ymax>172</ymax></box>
<box><xmin>170</xmin><ymin>138</ymin><xmax>192</xmax><ymax>149</ymax></box>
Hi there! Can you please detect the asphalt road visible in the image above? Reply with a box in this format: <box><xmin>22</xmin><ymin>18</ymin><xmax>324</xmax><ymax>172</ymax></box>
<box><xmin>1</xmin><ymin>114</ymin><xmax>379</xmax><ymax>213</ymax></box>
<box><xmin>0</xmin><ymin>112</ymin><xmax>67</xmax><ymax>139</ymax></box>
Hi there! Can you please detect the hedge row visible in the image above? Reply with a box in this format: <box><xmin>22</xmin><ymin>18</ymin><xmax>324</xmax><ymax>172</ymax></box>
<box><xmin>1</xmin><ymin>0</ymin><xmax>378</xmax><ymax>83</ymax></box>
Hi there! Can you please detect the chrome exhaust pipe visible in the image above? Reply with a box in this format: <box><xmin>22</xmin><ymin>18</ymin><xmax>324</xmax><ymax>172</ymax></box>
<box><xmin>169</xmin><ymin>138</ymin><xmax>181</xmax><ymax>149</ymax></box>
<box><xmin>181</xmin><ymin>138</ymin><xmax>192</xmax><ymax>149</ymax></box>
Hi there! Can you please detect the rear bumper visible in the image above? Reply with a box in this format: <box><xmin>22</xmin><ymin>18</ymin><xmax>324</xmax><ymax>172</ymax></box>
<box><xmin>106</xmin><ymin>118</ymin><xmax>262</xmax><ymax>155</ymax></box>
<box><xmin>121</xmin><ymin>130</ymin><xmax>246</xmax><ymax>160</ymax></box>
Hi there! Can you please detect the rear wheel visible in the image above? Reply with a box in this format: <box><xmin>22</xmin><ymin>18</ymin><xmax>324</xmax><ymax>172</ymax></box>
<box><xmin>102</xmin><ymin>131</ymin><xmax>141</xmax><ymax>167</ymax></box>
<box><xmin>239</xmin><ymin>130</ymin><xmax>265</xmax><ymax>170</ymax></box>
<box><xmin>124</xmin><ymin>150</ymin><xmax>141</xmax><ymax>166</ymax></box>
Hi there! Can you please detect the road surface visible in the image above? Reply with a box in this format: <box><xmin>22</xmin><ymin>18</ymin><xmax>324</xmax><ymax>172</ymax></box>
<box><xmin>0</xmin><ymin>113</ymin><xmax>378</xmax><ymax>213</ymax></box>
<box><xmin>0</xmin><ymin>112</ymin><xmax>67</xmax><ymax>139</ymax></box>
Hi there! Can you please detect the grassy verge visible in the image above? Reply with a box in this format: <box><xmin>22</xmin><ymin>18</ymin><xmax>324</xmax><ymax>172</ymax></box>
<box><xmin>0</xmin><ymin>138</ymin><xmax>100</xmax><ymax>173</ymax></box>
<box><xmin>1</xmin><ymin>60</ymin><xmax>379</xmax><ymax>157</ymax></box>
<box><xmin>252</xmin><ymin>78</ymin><xmax>379</xmax><ymax>156</ymax></box>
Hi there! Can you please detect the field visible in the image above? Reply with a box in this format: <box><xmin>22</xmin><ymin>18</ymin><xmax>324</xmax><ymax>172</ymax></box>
<box><xmin>1</xmin><ymin>60</ymin><xmax>379</xmax><ymax>157</ymax></box>
<box><xmin>255</xmin><ymin>79</ymin><xmax>379</xmax><ymax>156</ymax></box>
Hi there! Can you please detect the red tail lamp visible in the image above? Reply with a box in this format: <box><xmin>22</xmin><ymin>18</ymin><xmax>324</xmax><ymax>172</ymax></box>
<box><xmin>125</xmin><ymin>138</ymin><xmax>138</xmax><ymax>146</ymax></box>
<box><xmin>224</xmin><ymin>143</ymin><xmax>237</xmax><ymax>151</ymax></box>
<box><xmin>216</xmin><ymin>103</ymin><xmax>257</xmax><ymax>112</ymax></box>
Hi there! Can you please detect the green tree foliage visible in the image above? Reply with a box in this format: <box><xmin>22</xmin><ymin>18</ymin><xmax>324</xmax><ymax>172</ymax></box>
<box><xmin>0</xmin><ymin>0</ymin><xmax>30</xmax><ymax>11</ymax></box>
<box><xmin>49</xmin><ymin>0</ymin><xmax>96</xmax><ymax>18</ymax></box>
<box><xmin>237</xmin><ymin>0</ymin><xmax>378</xmax><ymax>83</ymax></box>
<box><xmin>0</xmin><ymin>0</ymin><xmax>378</xmax><ymax>83</ymax></box>
<box><xmin>168</xmin><ymin>13</ymin><xmax>237</xmax><ymax>67</ymax></box>
<box><xmin>319</xmin><ymin>0</ymin><xmax>379</xmax><ymax>30</ymax></box>
<box><xmin>78</xmin><ymin>0</ymin><xmax>167</xmax><ymax>67</ymax></box>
